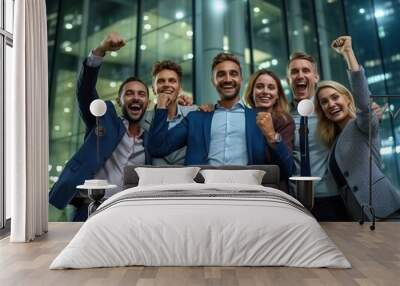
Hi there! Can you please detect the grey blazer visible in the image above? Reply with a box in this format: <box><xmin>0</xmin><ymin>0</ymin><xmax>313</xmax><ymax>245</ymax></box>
<box><xmin>330</xmin><ymin>67</ymin><xmax>400</xmax><ymax>220</ymax></box>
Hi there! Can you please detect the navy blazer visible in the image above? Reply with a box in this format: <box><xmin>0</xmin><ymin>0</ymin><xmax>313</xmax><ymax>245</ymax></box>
<box><xmin>148</xmin><ymin>108</ymin><xmax>293</xmax><ymax>179</ymax></box>
<box><xmin>49</xmin><ymin>61</ymin><xmax>151</xmax><ymax>210</ymax></box>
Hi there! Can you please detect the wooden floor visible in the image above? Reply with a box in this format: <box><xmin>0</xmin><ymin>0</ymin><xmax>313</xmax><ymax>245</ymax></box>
<box><xmin>0</xmin><ymin>222</ymin><xmax>399</xmax><ymax>286</ymax></box>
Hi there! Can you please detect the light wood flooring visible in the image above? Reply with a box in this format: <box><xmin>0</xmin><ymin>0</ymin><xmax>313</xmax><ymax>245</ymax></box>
<box><xmin>0</xmin><ymin>222</ymin><xmax>399</xmax><ymax>286</ymax></box>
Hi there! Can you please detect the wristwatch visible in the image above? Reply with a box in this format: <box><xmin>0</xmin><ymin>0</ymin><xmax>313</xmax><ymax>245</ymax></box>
<box><xmin>273</xmin><ymin>133</ymin><xmax>282</xmax><ymax>143</ymax></box>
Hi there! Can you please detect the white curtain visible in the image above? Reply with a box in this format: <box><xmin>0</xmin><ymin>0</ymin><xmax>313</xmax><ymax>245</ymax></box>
<box><xmin>6</xmin><ymin>0</ymin><xmax>48</xmax><ymax>242</ymax></box>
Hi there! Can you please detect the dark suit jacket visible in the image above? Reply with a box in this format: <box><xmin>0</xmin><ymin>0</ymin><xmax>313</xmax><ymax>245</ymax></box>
<box><xmin>148</xmin><ymin>108</ymin><xmax>293</xmax><ymax>179</ymax></box>
<box><xmin>49</xmin><ymin>60</ymin><xmax>151</xmax><ymax>210</ymax></box>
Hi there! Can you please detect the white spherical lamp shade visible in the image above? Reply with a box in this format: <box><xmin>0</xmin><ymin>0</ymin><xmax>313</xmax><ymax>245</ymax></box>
<box><xmin>90</xmin><ymin>99</ymin><xmax>107</xmax><ymax>117</ymax></box>
<box><xmin>297</xmin><ymin>99</ymin><xmax>314</xmax><ymax>116</ymax></box>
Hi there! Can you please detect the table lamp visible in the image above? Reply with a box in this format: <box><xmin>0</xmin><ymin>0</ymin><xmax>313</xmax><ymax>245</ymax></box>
<box><xmin>89</xmin><ymin>99</ymin><xmax>107</xmax><ymax>163</ymax></box>
<box><xmin>289</xmin><ymin>99</ymin><xmax>320</xmax><ymax>210</ymax></box>
<box><xmin>77</xmin><ymin>99</ymin><xmax>116</xmax><ymax>216</ymax></box>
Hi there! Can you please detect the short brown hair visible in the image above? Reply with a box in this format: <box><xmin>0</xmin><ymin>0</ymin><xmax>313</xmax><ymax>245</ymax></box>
<box><xmin>152</xmin><ymin>60</ymin><xmax>183</xmax><ymax>81</ymax></box>
<box><xmin>287</xmin><ymin>52</ymin><xmax>318</xmax><ymax>73</ymax></box>
<box><xmin>118</xmin><ymin>76</ymin><xmax>149</xmax><ymax>97</ymax></box>
<box><xmin>211</xmin><ymin>52</ymin><xmax>242</xmax><ymax>74</ymax></box>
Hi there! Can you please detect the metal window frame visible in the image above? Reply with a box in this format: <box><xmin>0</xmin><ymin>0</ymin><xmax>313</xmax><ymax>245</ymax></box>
<box><xmin>1</xmin><ymin>0</ymin><xmax>6</xmax><ymax>230</ymax></box>
<box><xmin>0</xmin><ymin>34</ymin><xmax>4</xmax><ymax>230</ymax></box>
<box><xmin>1</xmin><ymin>0</ymin><xmax>13</xmax><ymax>231</ymax></box>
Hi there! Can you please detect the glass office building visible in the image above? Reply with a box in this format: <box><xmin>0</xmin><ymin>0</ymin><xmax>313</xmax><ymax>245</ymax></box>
<box><xmin>46</xmin><ymin>0</ymin><xmax>400</xmax><ymax>221</ymax></box>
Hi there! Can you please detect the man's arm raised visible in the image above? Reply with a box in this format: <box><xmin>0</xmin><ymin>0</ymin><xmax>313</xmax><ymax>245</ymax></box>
<box><xmin>77</xmin><ymin>32</ymin><xmax>126</xmax><ymax>129</ymax></box>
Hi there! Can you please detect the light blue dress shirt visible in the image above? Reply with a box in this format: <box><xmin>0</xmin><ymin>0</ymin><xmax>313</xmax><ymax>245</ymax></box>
<box><xmin>208</xmin><ymin>100</ymin><xmax>248</xmax><ymax>166</ymax></box>
<box><xmin>291</xmin><ymin>100</ymin><xmax>338</xmax><ymax>197</ymax></box>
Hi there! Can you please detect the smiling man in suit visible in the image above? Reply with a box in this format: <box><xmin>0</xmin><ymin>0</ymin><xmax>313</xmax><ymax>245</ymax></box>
<box><xmin>140</xmin><ymin>60</ymin><xmax>198</xmax><ymax>165</ymax></box>
<box><xmin>49</xmin><ymin>32</ymin><xmax>151</xmax><ymax>221</ymax></box>
<box><xmin>148</xmin><ymin>52</ymin><xmax>293</xmax><ymax>179</ymax></box>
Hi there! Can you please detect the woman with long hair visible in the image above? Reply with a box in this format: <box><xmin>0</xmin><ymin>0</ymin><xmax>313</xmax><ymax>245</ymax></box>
<box><xmin>314</xmin><ymin>36</ymin><xmax>400</xmax><ymax>220</ymax></box>
<box><xmin>244</xmin><ymin>69</ymin><xmax>295</xmax><ymax>152</ymax></box>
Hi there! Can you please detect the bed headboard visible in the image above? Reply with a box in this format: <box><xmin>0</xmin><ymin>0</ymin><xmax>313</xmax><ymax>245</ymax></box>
<box><xmin>123</xmin><ymin>165</ymin><xmax>281</xmax><ymax>189</ymax></box>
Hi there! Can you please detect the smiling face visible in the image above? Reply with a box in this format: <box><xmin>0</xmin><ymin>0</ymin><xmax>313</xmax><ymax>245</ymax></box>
<box><xmin>153</xmin><ymin>69</ymin><xmax>181</xmax><ymax>105</ymax></box>
<box><xmin>317</xmin><ymin>86</ymin><xmax>353</xmax><ymax>127</ymax></box>
<box><xmin>287</xmin><ymin>58</ymin><xmax>319</xmax><ymax>102</ymax></box>
<box><xmin>212</xmin><ymin>60</ymin><xmax>242</xmax><ymax>101</ymax></box>
<box><xmin>118</xmin><ymin>81</ymin><xmax>149</xmax><ymax>122</ymax></box>
<box><xmin>252</xmin><ymin>73</ymin><xmax>279</xmax><ymax>111</ymax></box>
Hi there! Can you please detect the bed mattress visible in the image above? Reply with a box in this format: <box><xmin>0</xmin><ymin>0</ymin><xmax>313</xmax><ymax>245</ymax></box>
<box><xmin>50</xmin><ymin>183</ymin><xmax>351</xmax><ymax>269</ymax></box>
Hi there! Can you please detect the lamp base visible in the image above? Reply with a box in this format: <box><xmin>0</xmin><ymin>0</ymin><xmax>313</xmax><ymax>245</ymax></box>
<box><xmin>359</xmin><ymin>204</ymin><xmax>376</xmax><ymax>230</ymax></box>
<box><xmin>87</xmin><ymin>188</ymin><xmax>106</xmax><ymax>216</ymax></box>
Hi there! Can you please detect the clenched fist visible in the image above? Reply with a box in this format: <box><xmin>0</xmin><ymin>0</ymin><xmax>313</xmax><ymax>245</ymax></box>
<box><xmin>331</xmin><ymin>36</ymin><xmax>352</xmax><ymax>55</ymax></box>
<box><xmin>177</xmin><ymin>94</ymin><xmax>194</xmax><ymax>106</ymax></box>
<box><xmin>93</xmin><ymin>32</ymin><xmax>126</xmax><ymax>57</ymax></box>
<box><xmin>256</xmin><ymin>112</ymin><xmax>276</xmax><ymax>143</ymax></box>
<box><xmin>156</xmin><ymin>93</ymin><xmax>171</xmax><ymax>109</ymax></box>
<box><xmin>331</xmin><ymin>35</ymin><xmax>359</xmax><ymax>71</ymax></box>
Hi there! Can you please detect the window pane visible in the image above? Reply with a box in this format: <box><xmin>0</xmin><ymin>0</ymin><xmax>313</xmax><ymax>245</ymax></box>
<box><xmin>0</xmin><ymin>0</ymin><xmax>3</xmax><ymax>29</ymax></box>
<box><xmin>377</xmin><ymin>97</ymin><xmax>400</xmax><ymax>190</ymax></box>
<box><xmin>344</xmin><ymin>0</ymin><xmax>400</xmax><ymax>191</ymax></box>
<box><xmin>195</xmin><ymin>0</ymin><xmax>250</xmax><ymax>104</ymax></box>
<box><xmin>5</xmin><ymin>0</ymin><xmax>14</xmax><ymax>33</ymax></box>
<box><xmin>140</xmin><ymin>0</ymin><xmax>193</xmax><ymax>106</ymax></box>
<box><xmin>373</xmin><ymin>0</ymin><xmax>400</xmax><ymax>95</ymax></box>
<box><xmin>0</xmin><ymin>38</ymin><xmax>3</xmax><ymax>228</ymax></box>
<box><xmin>286</xmin><ymin>0</ymin><xmax>319</xmax><ymax>59</ymax></box>
<box><xmin>47</xmin><ymin>0</ymin><xmax>60</xmax><ymax>76</ymax></box>
<box><xmin>314</xmin><ymin>0</ymin><xmax>347</xmax><ymax>84</ymax></box>
<box><xmin>344</xmin><ymin>0</ymin><xmax>386</xmax><ymax>94</ymax></box>
<box><xmin>48</xmin><ymin>0</ymin><xmax>138</xmax><ymax>221</ymax></box>
<box><xmin>373</xmin><ymin>0</ymin><xmax>400</xmax><ymax>189</ymax></box>
<box><xmin>250</xmin><ymin>0</ymin><xmax>289</xmax><ymax>93</ymax></box>
<box><xmin>87</xmin><ymin>0</ymin><xmax>138</xmax><ymax>80</ymax></box>
<box><xmin>5</xmin><ymin>43</ymin><xmax>12</xmax><ymax>220</ymax></box>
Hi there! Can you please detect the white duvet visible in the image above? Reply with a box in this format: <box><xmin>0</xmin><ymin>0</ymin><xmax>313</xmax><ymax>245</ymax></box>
<box><xmin>50</xmin><ymin>183</ymin><xmax>351</xmax><ymax>269</ymax></box>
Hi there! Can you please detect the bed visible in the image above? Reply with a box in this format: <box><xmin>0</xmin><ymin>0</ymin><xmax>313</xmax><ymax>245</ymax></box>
<box><xmin>50</xmin><ymin>165</ymin><xmax>350</xmax><ymax>269</ymax></box>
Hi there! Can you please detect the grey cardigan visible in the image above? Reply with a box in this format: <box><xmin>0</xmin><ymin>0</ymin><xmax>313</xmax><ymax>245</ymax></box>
<box><xmin>329</xmin><ymin>67</ymin><xmax>400</xmax><ymax>220</ymax></box>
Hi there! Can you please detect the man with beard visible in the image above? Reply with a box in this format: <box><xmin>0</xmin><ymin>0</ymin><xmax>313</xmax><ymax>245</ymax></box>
<box><xmin>141</xmin><ymin>60</ymin><xmax>197</xmax><ymax>165</ymax></box>
<box><xmin>148</xmin><ymin>52</ymin><xmax>292</xmax><ymax>179</ymax></box>
<box><xmin>49</xmin><ymin>32</ymin><xmax>150</xmax><ymax>221</ymax></box>
<box><xmin>287</xmin><ymin>52</ymin><xmax>382</xmax><ymax>220</ymax></box>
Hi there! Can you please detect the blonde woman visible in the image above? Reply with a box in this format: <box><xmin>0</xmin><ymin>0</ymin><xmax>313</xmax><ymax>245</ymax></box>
<box><xmin>314</xmin><ymin>36</ymin><xmax>400</xmax><ymax>220</ymax></box>
<box><xmin>244</xmin><ymin>69</ymin><xmax>295</xmax><ymax>152</ymax></box>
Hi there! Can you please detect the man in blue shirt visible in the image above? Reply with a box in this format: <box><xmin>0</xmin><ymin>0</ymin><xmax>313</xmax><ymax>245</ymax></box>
<box><xmin>149</xmin><ymin>53</ymin><xmax>293</xmax><ymax>179</ymax></box>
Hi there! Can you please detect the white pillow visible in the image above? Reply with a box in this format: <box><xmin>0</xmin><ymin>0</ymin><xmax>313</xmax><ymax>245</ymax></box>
<box><xmin>135</xmin><ymin>167</ymin><xmax>201</xmax><ymax>186</ymax></box>
<box><xmin>200</xmin><ymin>169</ymin><xmax>266</xmax><ymax>185</ymax></box>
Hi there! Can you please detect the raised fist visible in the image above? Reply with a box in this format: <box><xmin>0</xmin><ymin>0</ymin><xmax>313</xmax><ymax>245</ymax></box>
<box><xmin>256</xmin><ymin>112</ymin><xmax>276</xmax><ymax>143</ymax></box>
<box><xmin>331</xmin><ymin>36</ymin><xmax>352</xmax><ymax>55</ymax></box>
<box><xmin>93</xmin><ymin>32</ymin><xmax>126</xmax><ymax>57</ymax></box>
